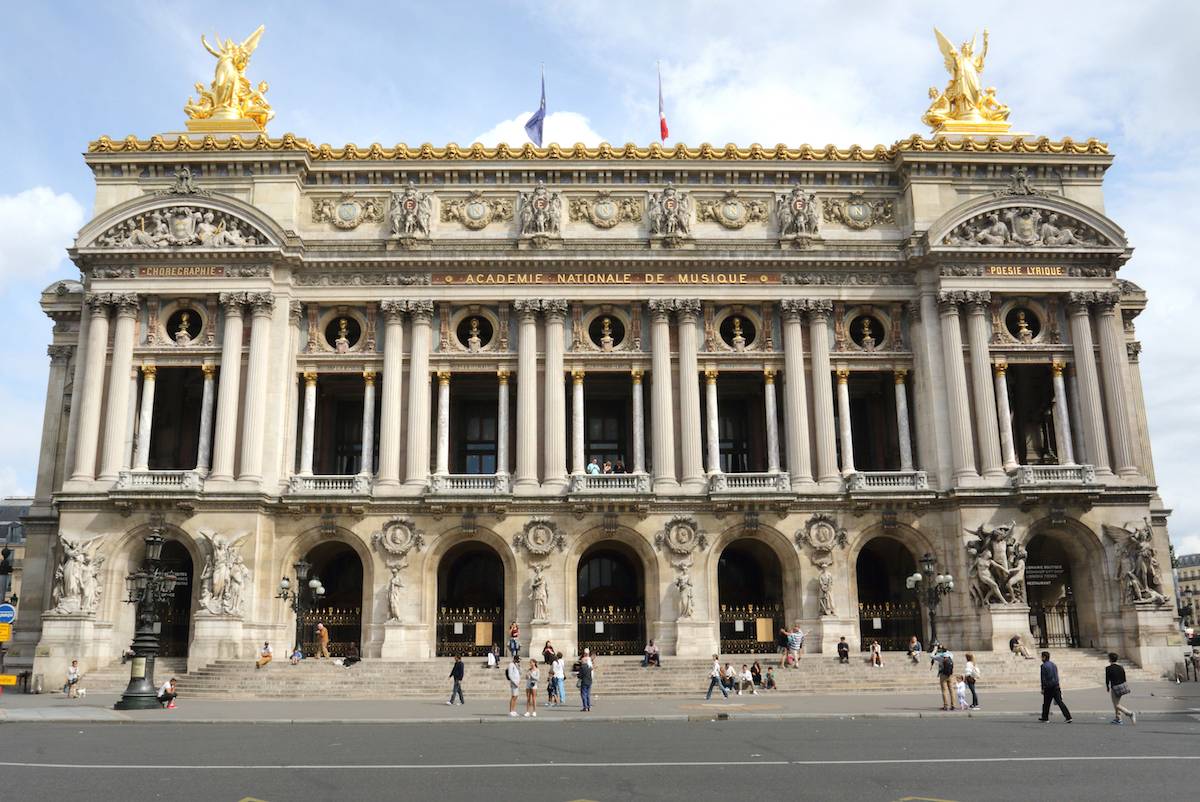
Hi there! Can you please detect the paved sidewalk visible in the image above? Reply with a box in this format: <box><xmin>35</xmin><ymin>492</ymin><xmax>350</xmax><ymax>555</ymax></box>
<box><xmin>3</xmin><ymin>680</ymin><xmax>1199</xmax><ymax>724</ymax></box>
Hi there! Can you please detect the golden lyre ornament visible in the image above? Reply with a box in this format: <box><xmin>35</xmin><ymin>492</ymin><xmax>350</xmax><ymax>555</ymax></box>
<box><xmin>922</xmin><ymin>28</ymin><xmax>1011</xmax><ymax>135</ymax></box>
<box><xmin>184</xmin><ymin>25</ymin><xmax>274</xmax><ymax>132</ymax></box>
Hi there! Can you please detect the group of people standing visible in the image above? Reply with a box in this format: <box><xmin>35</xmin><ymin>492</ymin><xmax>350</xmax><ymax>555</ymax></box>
<box><xmin>705</xmin><ymin>656</ymin><xmax>778</xmax><ymax>699</ymax></box>
<box><xmin>460</xmin><ymin>635</ymin><xmax>596</xmax><ymax>716</ymax></box>
<box><xmin>585</xmin><ymin>457</ymin><xmax>627</xmax><ymax>475</ymax></box>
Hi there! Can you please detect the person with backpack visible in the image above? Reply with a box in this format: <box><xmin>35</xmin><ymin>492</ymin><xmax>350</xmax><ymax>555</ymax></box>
<box><xmin>931</xmin><ymin>646</ymin><xmax>955</xmax><ymax>710</ymax></box>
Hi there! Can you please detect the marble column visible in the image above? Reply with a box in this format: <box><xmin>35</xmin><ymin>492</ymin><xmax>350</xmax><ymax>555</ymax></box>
<box><xmin>779</xmin><ymin>301</ymin><xmax>812</xmax><ymax>487</ymax></box>
<box><xmin>132</xmin><ymin>365</ymin><xmax>157</xmax><ymax>470</ymax></box>
<box><xmin>938</xmin><ymin>292</ymin><xmax>978</xmax><ymax>482</ymax></box>
<box><xmin>122</xmin><ymin>368</ymin><xmax>139</xmax><ymax>471</ymax></box>
<box><xmin>835</xmin><ymin>368</ymin><xmax>855</xmax><ymax>475</ymax></box>
<box><xmin>763</xmin><ymin>368</ymin><xmax>781</xmax><ymax>474</ymax></box>
<box><xmin>361</xmin><ymin>370</ymin><xmax>377</xmax><ymax>476</ymax></box>
<box><xmin>195</xmin><ymin>363</ymin><xmax>216</xmax><ymax>475</ymax></box>
<box><xmin>209</xmin><ymin>293</ymin><xmax>245</xmax><ymax>482</ymax></box>
<box><xmin>434</xmin><ymin>370</ymin><xmax>450</xmax><ymax>475</ymax></box>
<box><xmin>807</xmin><ymin>301</ymin><xmax>839</xmax><ymax>484</ymax></box>
<box><xmin>496</xmin><ymin>369</ymin><xmax>510</xmax><ymax>476</ymax></box>
<box><xmin>1066</xmin><ymin>364</ymin><xmax>1087</xmax><ymax>465</ymax></box>
<box><xmin>1095</xmin><ymin>294</ymin><xmax>1138</xmax><ymax>476</ymax></box>
<box><xmin>631</xmin><ymin>368</ymin><xmax>646</xmax><ymax>474</ymax></box>
<box><xmin>571</xmin><ymin>369</ymin><xmax>585</xmax><ymax>475</ymax></box>
<box><xmin>61</xmin><ymin>304</ymin><xmax>91</xmax><ymax>481</ymax></box>
<box><xmin>513</xmin><ymin>300</ymin><xmax>541</xmax><ymax>491</ymax></box>
<box><xmin>647</xmin><ymin>301</ymin><xmax>678</xmax><ymax>491</ymax></box>
<box><xmin>299</xmin><ymin>371</ymin><xmax>317</xmax><ymax>475</ymax></box>
<box><xmin>965</xmin><ymin>293</ymin><xmax>1004</xmax><ymax>478</ymax></box>
<box><xmin>404</xmin><ymin>300</ymin><xmax>434</xmax><ymax>487</ymax></box>
<box><xmin>676</xmin><ymin>300</ymin><xmax>705</xmax><ymax>492</ymax></box>
<box><xmin>704</xmin><ymin>368</ymin><xmax>721</xmax><ymax>476</ymax></box>
<box><xmin>542</xmin><ymin>300</ymin><xmax>569</xmax><ymax>490</ymax></box>
<box><xmin>1051</xmin><ymin>362</ymin><xmax>1076</xmax><ymax>464</ymax></box>
<box><xmin>894</xmin><ymin>369</ymin><xmax>914</xmax><ymax>472</ymax></box>
<box><xmin>993</xmin><ymin>362</ymin><xmax>1019</xmax><ymax>472</ymax></box>
<box><xmin>1067</xmin><ymin>292</ymin><xmax>1111</xmax><ymax>475</ymax></box>
<box><xmin>237</xmin><ymin>293</ymin><xmax>274</xmax><ymax>482</ymax></box>
<box><xmin>35</xmin><ymin>346</ymin><xmax>73</xmax><ymax>497</ymax></box>
<box><xmin>98</xmin><ymin>294</ymin><xmax>139</xmax><ymax>481</ymax></box>
<box><xmin>72</xmin><ymin>295</ymin><xmax>111</xmax><ymax>481</ymax></box>
<box><xmin>376</xmin><ymin>301</ymin><xmax>406</xmax><ymax>486</ymax></box>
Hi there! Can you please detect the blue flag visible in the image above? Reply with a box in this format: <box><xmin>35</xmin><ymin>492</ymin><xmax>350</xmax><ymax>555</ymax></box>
<box><xmin>524</xmin><ymin>68</ymin><xmax>546</xmax><ymax>147</ymax></box>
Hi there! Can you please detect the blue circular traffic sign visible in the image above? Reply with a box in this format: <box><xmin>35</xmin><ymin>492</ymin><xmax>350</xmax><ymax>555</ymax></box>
<box><xmin>0</xmin><ymin>603</ymin><xmax>16</xmax><ymax>623</ymax></box>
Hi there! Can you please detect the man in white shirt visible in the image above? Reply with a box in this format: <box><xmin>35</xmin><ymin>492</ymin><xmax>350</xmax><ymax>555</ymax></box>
<box><xmin>64</xmin><ymin>660</ymin><xmax>81</xmax><ymax>698</ymax></box>
<box><xmin>506</xmin><ymin>656</ymin><xmax>522</xmax><ymax>717</ymax></box>
<box><xmin>551</xmin><ymin>652</ymin><xmax>566</xmax><ymax>706</ymax></box>
<box><xmin>706</xmin><ymin>654</ymin><xmax>729</xmax><ymax>700</ymax></box>
<box><xmin>738</xmin><ymin>664</ymin><xmax>757</xmax><ymax>695</ymax></box>
<box><xmin>157</xmin><ymin>677</ymin><xmax>178</xmax><ymax>709</ymax></box>
<box><xmin>586</xmin><ymin>458</ymin><xmax>601</xmax><ymax>475</ymax></box>
<box><xmin>255</xmin><ymin>641</ymin><xmax>273</xmax><ymax>669</ymax></box>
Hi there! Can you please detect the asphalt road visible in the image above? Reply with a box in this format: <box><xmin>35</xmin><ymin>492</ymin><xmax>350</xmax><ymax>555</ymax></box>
<box><xmin>1</xmin><ymin>717</ymin><xmax>1197</xmax><ymax>801</ymax></box>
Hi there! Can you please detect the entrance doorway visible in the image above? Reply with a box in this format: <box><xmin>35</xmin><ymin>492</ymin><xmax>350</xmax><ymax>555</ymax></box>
<box><xmin>437</xmin><ymin>542</ymin><xmax>505</xmax><ymax>656</ymax></box>
<box><xmin>717</xmin><ymin>539</ymin><xmax>784</xmax><ymax>653</ymax></box>
<box><xmin>300</xmin><ymin>541</ymin><xmax>363</xmax><ymax>656</ymax></box>
<box><xmin>158</xmin><ymin>540</ymin><xmax>193</xmax><ymax>657</ymax></box>
<box><xmin>855</xmin><ymin>537</ymin><xmax>921</xmax><ymax>650</ymax></box>
<box><xmin>1025</xmin><ymin>534</ymin><xmax>1080</xmax><ymax>648</ymax></box>
<box><xmin>577</xmin><ymin>541</ymin><xmax>644</xmax><ymax>655</ymax></box>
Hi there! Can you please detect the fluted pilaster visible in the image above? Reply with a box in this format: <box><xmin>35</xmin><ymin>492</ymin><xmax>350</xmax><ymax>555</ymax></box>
<box><xmin>1067</xmin><ymin>292</ymin><xmax>1111</xmax><ymax>475</ymax></box>
<box><xmin>779</xmin><ymin>301</ymin><xmax>812</xmax><ymax>487</ymax></box>
<box><xmin>98</xmin><ymin>293</ymin><xmax>139</xmax><ymax>481</ymax></box>
<box><xmin>938</xmin><ymin>291</ymin><xmax>978</xmax><ymax>482</ymax></box>
<box><xmin>376</xmin><ymin>300</ymin><xmax>406</xmax><ymax>486</ymax></box>
<box><xmin>647</xmin><ymin>300</ymin><xmax>678</xmax><ymax>492</ymax></box>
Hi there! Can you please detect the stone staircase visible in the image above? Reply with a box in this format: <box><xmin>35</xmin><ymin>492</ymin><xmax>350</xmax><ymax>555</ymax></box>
<box><xmin>175</xmin><ymin>650</ymin><xmax>1158</xmax><ymax>699</ymax></box>
<box><xmin>57</xmin><ymin>658</ymin><xmax>189</xmax><ymax>694</ymax></box>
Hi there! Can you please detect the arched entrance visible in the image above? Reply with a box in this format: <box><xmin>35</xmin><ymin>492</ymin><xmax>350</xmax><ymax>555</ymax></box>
<box><xmin>159</xmin><ymin>540</ymin><xmax>193</xmax><ymax>657</ymax></box>
<box><xmin>1025</xmin><ymin>534</ymin><xmax>1082</xmax><ymax>648</ymax></box>
<box><xmin>717</xmin><ymin>539</ymin><xmax>784</xmax><ymax>653</ymax></box>
<box><xmin>855</xmin><ymin>537</ymin><xmax>921</xmax><ymax>651</ymax></box>
<box><xmin>437</xmin><ymin>542</ymin><xmax>505</xmax><ymax>656</ymax></box>
<box><xmin>301</xmin><ymin>541</ymin><xmax>363</xmax><ymax>656</ymax></box>
<box><xmin>577</xmin><ymin>541</ymin><xmax>645</xmax><ymax>655</ymax></box>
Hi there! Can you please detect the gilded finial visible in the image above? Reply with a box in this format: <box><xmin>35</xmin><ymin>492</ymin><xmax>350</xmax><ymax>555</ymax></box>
<box><xmin>922</xmin><ymin>27</ymin><xmax>1011</xmax><ymax>135</ymax></box>
<box><xmin>184</xmin><ymin>24</ymin><xmax>274</xmax><ymax>133</ymax></box>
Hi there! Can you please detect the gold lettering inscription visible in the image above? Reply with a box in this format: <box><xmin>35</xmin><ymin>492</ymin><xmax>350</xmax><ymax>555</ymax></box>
<box><xmin>445</xmin><ymin>271</ymin><xmax>772</xmax><ymax>285</ymax></box>
<box><xmin>985</xmin><ymin>265</ymin><xmax>1066</xmax><ymax>277</ymax></box>
<box><xmin>137</xmin><ymin>266</ymin><xmax>226</xmax><ymax>278</ymax></box>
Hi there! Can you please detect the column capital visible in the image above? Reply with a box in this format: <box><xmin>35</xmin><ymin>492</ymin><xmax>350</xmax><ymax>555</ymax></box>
<box><xmin>779</xmin><ymin>299</ymin><xmax>806</xmax><ymax>321</ymax></box>
<box><xmin>1093</xmin><ymin>290</ymin><xmax>1121</xmax><ymax>313</ymax></box>
<box><xmin>572</xmin><ymin>369</ymin><xmax>585</xmax><ymax>384</ymax></box>
<box><xmin>218</xmin><ymin>291</ymin><xmax>248</xmax><ymax>312</ymax></box>
<box><xmin>894</xmin><ymin>367</ymin><xmax>908</xmax><ymax>383</ymax></box>
<box><xmin>303</xmin><ymin>370</ymin><xmax>318</xmax><ymax>386</ymax></box>
<box><xmin>542</xmin><ymin>299</ymin><xmax>569</xmax><ymax>320</ymax></box>
<box><xmin>1126</xmin><ymin>341</ymin><xmax>1142</xmax><ymax>362</ymax></box>
<box><xmin>289</xmin><ymin>299</ymin><xmax>303</xmax><ymax>322</ymax></box>
<box><xmin>497</xmin><ymin>367</ymin><xmax>510</xmax><ymax>383</ymax></box>
<box><xmin>437</xmin><ymin>369</ymin><xmax>451</xmax><ymax>385</ymax></box>
<box><xmin>992</xmin><ymin>361</ymin><xmax>1007</xmax><ymax>377</ymax></box>
<box><xmin>704</xmin><ymin>368</ymin><xmax>719</xmax><ymax>383</ymax></box>
<box><xmin>647</xmin><ymin>299</ymin><xmax>675</xmax><ymax>319</ymax></box>
<box><xmin>245</xmin><ymin>292</ymin><xmax>275</xmax><ymax>316</ymax></box>
<box><xmin>408</xmin><ymin>299</ymin><xmax>434</xmax><ymax>321</ymax></box>
<box><xmin>84</xmin><ymin>292</ymin><xmax>112</xmax><ymax>316</ymax></box>
<box><xmin>964</xmin><ymin>290</ymin><xmax>992</xmax><ymax>311</ymax></box>
<box><xmin>806</xmin><ymin>299</ymin><xmax>834</xmax><ymax>320</ymax></box>
<box><xmin>201</xmin><ymin>362</ymin><xmax>216</xmax><ymax>379</ymax></box>
<box><xmin>675</xmin><ymin>299</ymin><xmax>702</xmax><ymax>320</ymax></box>
<box><xmin>47</xmin><ymin>344</ymin><xmax>73</xmax><ymax>364</ymax></box>
<box><xmin>763</xmin><ymin>367</ymin><xmax>777</xmax><ymax>383</ymax></box>
<box><xmin>937</xmin><ymin>290</ymin><xmax>966</xmax><ymax>314</ymax></box>
<box><xmin>363</xmin><ymin>369</ymin><xmax>377</xmax><ymax>385</ymax></box>
<box><xmin>112</xmin><ymin>292</ymin><xmax>140</xmax><ymax>317</ymax></box>
<box><xmin>836</xmin><ymin>367</ymin><xmax>850</xmax><ymax>384</ymax></box>
<box><xmin>1051</xmin><ymin>360</ymin><xmax>1065</xmax><ymax>377</ymax></box>
<box><xmin>140</xmin><ymin>364</ymin><xmax>157</xmax><ymax>379</ymax></box>
<box><xmin>512</xmin><ymin>299</ymin><xmax>541</xmax><ymax>319</ymax></box>
<box><xmin>379</xmin><ymin>299</ymin><xmax>408</xmax><ymax>321</ymax></box>
<box><xmin>630</xmin><ymin>367</ymin><xmax>644</xmax><ymax>383</ymax></box>
<box><xmin>1066</xmin><ymin>291</ymin><xmax>1096</xmax><ymax>315</ymax></box>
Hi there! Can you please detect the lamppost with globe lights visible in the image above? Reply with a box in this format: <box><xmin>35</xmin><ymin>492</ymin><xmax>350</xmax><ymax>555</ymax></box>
<box><xmin>114</xmin><ymin>529</ymin><xmax>188</xmax><ymax>710</ymax></box>
<box><xmin>276</xmin><ymin>559</ymin><xmax>324</xmax><ymax>654</ymax></box>
<box><xmin>906</xmin><ymin>553</ymin><xmax>955</xmax><ymax>648</ymax></box>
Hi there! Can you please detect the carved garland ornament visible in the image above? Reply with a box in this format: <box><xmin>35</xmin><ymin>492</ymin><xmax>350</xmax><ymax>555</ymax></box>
<box><xmin>943</xmin><ymin>207</ymin><xmax>1109</xmax><ymax>248</ymax></box>
<box><xmin>96</xmin><ymin>205</ymin><xmax>267</xmax><ymax>248</ymax></box>
<box><xmin>568</xmin><ymin>191</ymin><xmax>642</xmax><ymax>229</ymax></box>
<box><xmin>513</xmin><ymin>518</ymin><xmax>566</xmax><ymax>557</ymax></box>
<box><xmin>371</xmin><ymin>517</ymin><xmax>426</xmax><ymax>565</ymax></box>
<box><xmin>311</xmin><ymin>193</ymin><xmax>385</xmax><ymax>229</ymax></box>
<box><xmin>440</xmin><ymin>191</ymin><xmax>514</xmax><ymax>230</ymax></box>
<box><xmin>655</xmin><ymin>515</ymin><xmax>706</xmax><ymax>556</ymax></box>
<box><xmin>696</xmin><ymin>190</ymin><xmax>768</xmax><ymax>230</ymax></box>
<box><xmin>822</xmin><ymin>193</ymin><xmax>896</xmax><ymax>230</ymax></box>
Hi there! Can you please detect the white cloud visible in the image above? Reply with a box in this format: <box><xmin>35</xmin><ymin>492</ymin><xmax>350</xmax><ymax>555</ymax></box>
<box><xmin>0</xmin><ymin>187</ymin><xmax>84</xmax><ymax>290</ymax></box>
<box><xmin>473</xmin><ymin>111</ymin><xmax>604</xmax><ymax>147</ymax></box>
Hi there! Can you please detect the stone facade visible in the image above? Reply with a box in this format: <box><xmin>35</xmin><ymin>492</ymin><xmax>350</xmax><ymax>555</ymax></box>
<box><xmin>12</xmin><ymin>133</ymin><xmax>1183</xmax><ymax>682</ymax></box>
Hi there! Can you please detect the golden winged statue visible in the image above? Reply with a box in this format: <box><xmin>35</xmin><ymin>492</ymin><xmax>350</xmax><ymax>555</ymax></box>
<box><xmin>922</xmin><ymin>28</ymin><xmax>1011</xmax><ymax>134</ymax></box>
<box><xmin>184</xmin><ymin>25</ymin><xmax>274</xmax><ymax>132</ymax></box>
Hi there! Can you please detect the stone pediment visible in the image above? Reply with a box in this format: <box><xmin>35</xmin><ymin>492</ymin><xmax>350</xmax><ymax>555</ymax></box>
<box><xmin>91</xmin><ymin>204</ymin><xmax>270</xmax><ymax>249</ymax></box>
<box><xmin>929</xmin><ymin>196</ymin><xmax>1127</xmax><ymax>252</ymax></box>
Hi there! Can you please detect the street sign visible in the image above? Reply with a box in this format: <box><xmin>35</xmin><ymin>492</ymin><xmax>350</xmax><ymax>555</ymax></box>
<box><xmin>0</xmin><ymin>623</ymin><xmax>11</xmax><ymax>641</ymax></box>
<box><xmin>0</xmin><ymin>603</ymin><xmax>15</xmax><ymax>623</ymax></box>
<box><xmin>0</xmin><ymin>674</ymin><xmax>16</xmax><ymax>686</ymax></box>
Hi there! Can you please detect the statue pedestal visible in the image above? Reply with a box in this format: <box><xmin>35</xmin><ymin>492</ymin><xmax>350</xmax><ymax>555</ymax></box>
<box><xmin>812</xmin><ymin>616</ymin><xmax>858</xmax><ymax>654</ymax></box>
<box><xmin>1120</xmin><ymin>603</ymin><xmax>1185</xmax><ymax>674</ymax></box>
<box><xmin>33</xmin><ymin>613</ymin><xmax>100</xmax><ymax>689</ymax></box>
<box><xmin>981</xmin><ymin>603</ymin><xmax>1032</xmax><ymax>652</ymax></box>
<box><xmin>527</xmin><ymin>622</ymin><xmax>573</xmax><ymax>661</ymax></box>
<box><xmin>674</xmin><ymin>619</ymin><xmax>717</xmax><ymax>657</ymax></box>
<box><xmin>380</xmin><ymin>622</ymin><xmax>430</xmax><ymax>660</ymax></box>
<box><xmin>188</xmin><ymin>614</ymin><xmax>245</xmax><ymax>672</ymax></box>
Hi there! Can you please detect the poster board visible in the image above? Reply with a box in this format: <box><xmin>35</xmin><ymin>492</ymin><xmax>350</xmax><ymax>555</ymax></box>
<box><xmin>474</xmin><ymin>621</ymin><xmax>493</xmax><ymax>646</ymax></box>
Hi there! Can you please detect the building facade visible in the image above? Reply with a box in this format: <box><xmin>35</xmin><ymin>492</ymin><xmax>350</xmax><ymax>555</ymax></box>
<box><xmin>12</xmin><ymin>125</ymin><xmax>1185</xmax><ymax>679</ymax></box>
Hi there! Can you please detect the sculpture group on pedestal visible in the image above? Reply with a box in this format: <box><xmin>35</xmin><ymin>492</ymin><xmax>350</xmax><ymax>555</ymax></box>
<box><xmin>389</xmin><ymin>182</ymin><xmax>433</xmax><ymax>244</ymax></box>
<box><xmin>197</xmin><ymin>529</ymin><xmax>251</xmax><ymax>616</ymax></box>
<box><xmin>1105</xmin><ymin>520</ymin><xmax>1168</xmax><ymax>606</ymax></box>
<box><xmin>518</xmin><ymin>180</ymin><xmax>563</xmax><ymax>243</ymax></box>
<box><xmin>964</xmin><ymin>522</ymin><xmax>1027</xmax><ymax>606</ymax></box>
<box><xmin>648</xmin><ymin>184</ymin><xmax>692</xmax><ymax>245</ymax></box>
<box><xmin>49</xmin><ymin>533</ymin><xmax>105</xmax><ymax>615</ymax></box>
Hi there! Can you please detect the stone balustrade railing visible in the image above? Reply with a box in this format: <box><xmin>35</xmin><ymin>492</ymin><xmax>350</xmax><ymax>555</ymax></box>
<box><xmin>428</xmin><ymin>473</ymin><xmax>512</xmax><ymax>494</ymax></box>
<box><xmin>568</xmin><ymin>473</ymin><xmax>652</xmax><ymax>494</ymax></box>
<box><xmin>287</xmin><ymin>474</ymin><xmax>371</xmax><ymax>494</ymax></box>
<box><xmin>114</xmin><ymin>469</ymin><xmax>202</xmax><ymax>491</ymax></box>
<box><xmin>708</xmin><ymin>471</ymin><xmax>791</xmax><ymax>493</ymax></box>
<box><xmin>1013</xmin><ymin>464</ymin><xmax>1097</xmax><ymax>486</ymax></box>
<box><xmin>847</xmin><ymin>470</ymin><xmax>930</xmax><ymax>491</ymax></box>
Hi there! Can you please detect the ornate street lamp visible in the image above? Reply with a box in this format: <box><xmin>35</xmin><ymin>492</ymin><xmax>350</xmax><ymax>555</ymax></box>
<box><xmin>1181</xmin><ymin>588</ymin><xmax>1195</xmax><ymax>629</ymax></box>
<box><xmin>906</xmin><ymin>552</ymin><xmax>954</xmax><ymax>648</ymax></box>
<box><xmin>114</xmin><ymin>529</ymin><xmax>188</xmax><ymax>710</ymax></box>
<box><xmin>276</xmin><ymin>559</ymin><xmax>324</xmax><ymax>654</ymax></box>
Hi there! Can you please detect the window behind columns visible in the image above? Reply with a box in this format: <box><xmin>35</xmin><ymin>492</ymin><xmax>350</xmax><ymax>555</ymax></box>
<box><xmin>147</xmin><ymin>367</ymin><xmax>204</xmax><ymax>470</ymax></box>
<box><xmin>1006</xmin><ymin>365</ymin><xmax>1059</xmax><ymax>465</ymax></box>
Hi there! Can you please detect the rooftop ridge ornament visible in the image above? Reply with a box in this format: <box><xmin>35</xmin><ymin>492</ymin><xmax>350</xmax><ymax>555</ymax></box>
<box><xmin>922</xmin><ymin>27</ymin><xmax>1012</xmax><ymax>135</ymax></box>
<box><xmin>184</xmin><ymin>25</ymin><xmax>274</xmax><ymax>133</ymax></box>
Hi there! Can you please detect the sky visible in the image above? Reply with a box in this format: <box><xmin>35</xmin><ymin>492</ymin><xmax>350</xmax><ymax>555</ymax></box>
<box><xmin>0</xmin><ymin>0</ymin><xmax>1196</xmax><ymax>553</ymax></box>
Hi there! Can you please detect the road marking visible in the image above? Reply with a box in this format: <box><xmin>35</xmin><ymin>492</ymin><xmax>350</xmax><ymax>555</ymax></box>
<box><xmin>0</xmin><ymin>755</ymin><xmax>1197</xmax><ymax>770</ymax></box>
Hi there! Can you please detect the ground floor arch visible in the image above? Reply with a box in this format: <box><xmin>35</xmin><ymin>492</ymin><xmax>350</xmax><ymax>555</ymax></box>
<box><xmin>855</xmin><ymin>536</ymin><xmax>921</xmax><ymax>651</ymax></box>
<box><xmin>300</xmin><ymin>540</ymin><xmax>363</xmax><ymax>656</ymax></box>
<box><xmin>577</xmin><ymin>540</ymin><xmax>646</xmax><ymax>655</ymax></box>
<box><xmin>436</xmin><ymin>541</ymin><xmax>505</xmax><ymax>656</ymax></box>
<box><xmin>158</xmin><ymin>539</ymin><xmax>194</xmax><ymax>657</ymax></box>
<box><xmin>1024</xmin><ymin>530</ymin><xmax>1098</xmax><ymax>649</ymax></box>
<box><xmin>716</xmin><ymin>538</ymin><xmax>784</xmax><ymax>653</ymax></box>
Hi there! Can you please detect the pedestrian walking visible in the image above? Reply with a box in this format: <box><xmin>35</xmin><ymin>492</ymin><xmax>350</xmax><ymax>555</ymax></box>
<box><xmin>255</xmin><ymin>641</ymin><xmax>273</xmax><ymax>669</ymax></box>
<box><xmin>706</xmin><ymin>654</ymin><xmax>729</xmax><ymax>700</ymax></box>
<box><xmin>964</xmin><ymin>652</ymin><xmax>980</xmax><ymax>709</ymax></box>
<box><xmin>315</xmin><ymin>623</ymin><xmax>330</xmax><ymax>659</ymax></box>
<box><xmin>506</xmin><ymin>655</ymin><xmax>522</xmax><ymax>717</ymax></box>
<box><xmin>1038</xmin><ymin>650</ymin><xmax>1073</xmax><ymax>723</ymax></box>
<box><xmin>508</xmin><ymin>621</ymin><xmax>521</xmax><ymax>659</ymax></box>
<box><xmin>931</xmin><ymin>646</ymin><xmax>955</xmax><ymax>710</ymax></box>
<box><xmin>447</xmin><ymin>655</ymin><xmax>465</xmax><ymax>705</ymax></box>
<box><xmin>578</xmin><ymin>657</ymin><xmax>594</xmax><ymax>711</ymax></box>
<box><xmin>524</xmin><ymin>659</ymin><xmax>539</xmax><ymax>717</ymax></box>
<box><xmin>1105</xmin><ymin>652</ymin><xmax>1136</xmax><ymax>725</ymax></box>
<box><xmin>157</xmin><ymin>677</ymin><xmax>178</xmax><ymax>709</ymax></box>
<box><xmin>552</xmin><ymin>651</ymin><xmax>566</xmax><ymax>706</ymax></box>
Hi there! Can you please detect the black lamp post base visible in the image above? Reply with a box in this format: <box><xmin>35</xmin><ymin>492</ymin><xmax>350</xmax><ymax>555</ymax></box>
<box><xmin>114</xmin><ymin>681</ymin><xmax>160</xmax><ymax>710</ymax></box>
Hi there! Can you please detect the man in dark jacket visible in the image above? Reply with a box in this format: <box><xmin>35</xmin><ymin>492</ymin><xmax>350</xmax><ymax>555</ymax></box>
<box><xmin>447</xmin><ymin>656</ymin><xmax>465</xmax><ymax>706</ymax></box>
<box><xmin>1038</xmin><ymin>651</ymin><xmax>1072</xmax><ymax>723</ymax></box>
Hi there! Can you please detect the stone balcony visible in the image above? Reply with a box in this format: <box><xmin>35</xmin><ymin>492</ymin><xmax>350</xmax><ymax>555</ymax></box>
<box><xmin>427</xmin><ymin>473</ymin><xmax>512</xmax><ymax>495</ymax></box>
<box><xmin>286</xmin><ymin>474</ymin><xmax>371</xmax><ymax>495</ymax></box>
<box><xmin>114</xmin><ymin>469</ymin><xmax>203</xmax><ymax>492</ymax></box>
<box><xmin>847</xmin><ymin>470</ymin><xmax>930</xmax><ymax>493</ymax></box>
<box><xmin>1013</xmin><ymin>464</ymin><xmax>1097</xmax><ymax>487</ymax></box>
<box><xmin>569</xmin><ymin>472</ymin><xmax>652</xmax><ymax>495</ymax></box>
<box><xmin>707</xmin><ymin>471</ymin><xmax>791</xmax><ymax>495</ymax></box>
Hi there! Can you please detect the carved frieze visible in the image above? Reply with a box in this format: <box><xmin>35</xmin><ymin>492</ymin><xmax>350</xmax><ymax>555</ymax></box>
<box><xmin>440</xmin><ymin>191</ymin><xmax>513</xmax><ymax>230</ymax></box>
<box><xmin>696</xmin><ymin>190</ymin><xmax>768</xmax><ymax>229</ymax></box>
<box><xmin>943</xmin><ymin>207</ymin><xmax>1109</xmax><ymax>248</ymax></box>
<box><xmin>655</xmin><ymin>515</ymin><xmax>706</xmax><ymax>556</ymax></box>
<box><xmin>294</xmin><ymin>271</ymin><xmax>430</xmax><ymax>287</ymax></box>
<box><xmin>568</xmin><ymin>191</ymin><xmax>642</xmax><ymax>229</ymax></box>
<box><xmin>513</xmin><ymin>517</ymin><xmax>566</xmax><ymax>556</ymax></box>
<box><xmin>372</xmin><ymin>517</ymin><xmax>426</xmax><ymax>564</ymax></box>
<box><xmin>822</xmin><ymin>192</ymin><xmax>895</xmax><ymax>230</ymax></box>
<box><xmin>795</xmin><ymin>513</ymin><xmax>847</xmax><ymax>554</ymax></box>
<box><xmin>96</xmin><ymin>205</ymin><xmax>267</xmax><ymax>248</ymax></box>
<box><xmin>782</xmin><ymin>271</ymin><xmax>914</xmax><ymax>286</ymax></box>
<box><xmin>311</xmin><ymin>193</ymin><xmax>385</xmax><ymax>229</ymax></box>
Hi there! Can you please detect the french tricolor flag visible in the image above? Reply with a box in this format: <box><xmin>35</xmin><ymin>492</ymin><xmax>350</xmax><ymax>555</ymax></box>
<box><xmin>657</xmin><ymin>63</ymin><xmax>669</xmax><ymax>142</ymax></box>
